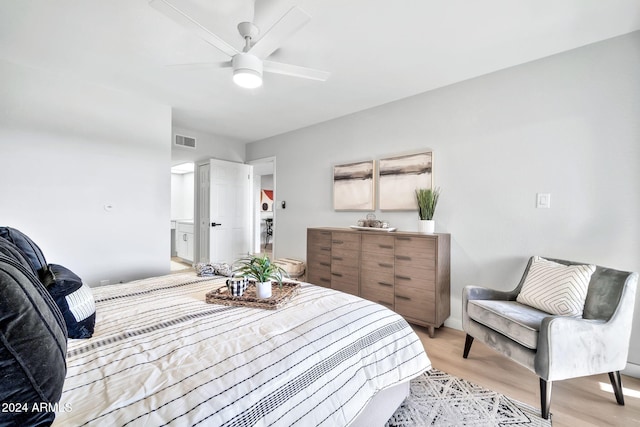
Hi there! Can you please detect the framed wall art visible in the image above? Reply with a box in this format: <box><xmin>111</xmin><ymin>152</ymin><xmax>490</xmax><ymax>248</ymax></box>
<box><xmin>260</xmin><ymin>189</ymin><xmax>273</xmax><ymax>212</ymax></box>
<box><xmin>333</xmin><ymin>160</ymin><xmax>376</xmax><ymax>211</ymax></box>
<box><xmin>379</xmin><ymin>151</ymin><xmax>433</xmax><ymax>210</ymax></box>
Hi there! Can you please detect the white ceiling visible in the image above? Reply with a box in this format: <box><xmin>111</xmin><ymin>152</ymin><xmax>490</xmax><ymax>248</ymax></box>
<box><xmin>2</xmin><ymin>0</ymin><xmax>639</xmax><ymax>143</ymax></box>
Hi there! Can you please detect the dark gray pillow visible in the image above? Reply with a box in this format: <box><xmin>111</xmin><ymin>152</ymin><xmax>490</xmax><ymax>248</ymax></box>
<box><xmin>0</xmin><ymin>254</ymin><xmax>67</xmax><ymax>426</ymax></box>
<box><xmin>0</xmin><ymin>227</ymin><xmax>48</xmax><ymax>279</ymax></box>
<box><xmin>41</xmin><ymin>264</ymin><xmax>96</xmax><ymax>339</ymax></box>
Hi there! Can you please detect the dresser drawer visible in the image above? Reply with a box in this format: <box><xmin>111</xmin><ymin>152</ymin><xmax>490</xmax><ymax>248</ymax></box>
<box><xmin>331</xmin><ymin>247</ymin><xmax>359</xmax><ymax>263</ymax></box>
<box><xmin>308</xmin><ymin>245</ymin><xmax>332</xmax><ymax>258</ymax></box>
<box><xmin>308</xmin><ymin>250</ymin><xmax>331</xmax><ymax>267</ymax></box>
<box><xmin>394</xmin><ymin>267</ymin><xmax>435</xmax><ymax>291</ymax></box>
<box><xmin>361</xmin><ymin>279</ymin><xmax>394</xmax><ymax>307</ymax></box>
<box><xmin>361</xmin><ymin>234</ymin><xmax>394</xmax><ymax>256</ymax></box>
<box><xmin>360</xmin><ymin>286</ymin><xmax>393</xmax><ymax>310</ymax></box>
<box><xmin>394</xmin><ymin>286</ymin><xmax>436</xmax><ymax>324</ymax></box>
<box><xmin>361</xmin><ymin>255</ymin><xmax>394</xmax><ymax>296</ymax></box>
<box><xmin>395</xmin><ymin>252</ymin><xmax>436</xmax><ymax>270</ymax></box>
<box><xmin>308</xmin><ymin>228</ymin><xmax>332</xmax><ymax>242</ymax></box>
<box><xmin>332</xmin><ymin>232</ymin><xmax>360</xmax><ymax>251</ymax></box>
<box><xmin>361</xmin><ymin>255</ymin><xmax>394</xmax><ymax>274</ymax></box>
<box><xmin>331</xmin><ymin>260</ymin><xmax>359</xmax><ymax>278</ymax></box>
<box><xmin>331</xmin><ymin>275</ymin><xmax>359</xmax><ymax>296</ymax></box>
<box><xmin>362</xmin><ymin>269</ymin><xmax>394</xmax><ymax>288</ymax></box>
<box><xmin>308</xmin><ymin>272</ymin><xmax>332</xmax><ymax>288</ymax></box>
<box><xmin>308</xmin><ymin>259</ymin><xmax>331</xmax><ymax>276</ymax></box>
<box><xmin>308</xmin><ymin>230</ymin><xmax>332</xmax><ymax>256</ymax></box>
<box><xmin>395</xmin><ymin>236</ymin><xmax>436</xmax><ymax>257</ymax></box>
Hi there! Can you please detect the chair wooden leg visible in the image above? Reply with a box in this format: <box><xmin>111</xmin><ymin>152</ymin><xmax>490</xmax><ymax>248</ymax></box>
<box><xmin>463</xmin><ymin>334</ymin><xmax>474</xmax><ymax>358</ymax></box>
<box><xmin>540</xmin><ymin>378</ymin><xmax>552</xmax><ymax>420</ymax></box>
<box><xmin>608</xmin><ymin>371</ymin><xmax>625</xmax><ymax>405</ymax></box>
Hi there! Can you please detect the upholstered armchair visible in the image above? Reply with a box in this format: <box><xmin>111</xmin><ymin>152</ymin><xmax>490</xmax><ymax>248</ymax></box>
<box><xmin>462</xmin><ymin>256</ymin><xmax>638</xmax><ymax>419</ymax></box>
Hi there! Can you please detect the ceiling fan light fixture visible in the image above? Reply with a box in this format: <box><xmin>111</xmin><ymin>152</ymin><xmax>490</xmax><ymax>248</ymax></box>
<box><xmin>233</xmin><ymin>69</ymin><xmax>262</xmax><ymax>88</ymax></box>
<box><xmin>232</xmin><ymin>53</ymin><xmax>263</xmax><ymax>89</ymax></box>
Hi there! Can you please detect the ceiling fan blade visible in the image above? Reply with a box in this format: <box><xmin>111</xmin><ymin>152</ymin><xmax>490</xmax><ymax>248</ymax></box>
<box><xmin>166</xmin><ymin>61</ymin><xmax>232</xmax><ymax>69</ymax></box>
<box><xmin>263</xmin><ymin>60</ymin><xmax>330</xmax><ymax>81</ymax></box>
<box><xmin>149</xmin><ymin>0</ymin><xmax>239</xmax><ymax>58</ymax></box>
<box><xmin>248</xmin><ymin>6</ymin><xmax>311</xmax><ymax>59</ymax></box>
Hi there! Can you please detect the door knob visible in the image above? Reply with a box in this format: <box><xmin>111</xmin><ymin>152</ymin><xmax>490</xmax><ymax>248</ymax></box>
<box><xmin>211</xmin><ymin>222</ymin><xmax>222</xmax><ymax>227</ymax></box>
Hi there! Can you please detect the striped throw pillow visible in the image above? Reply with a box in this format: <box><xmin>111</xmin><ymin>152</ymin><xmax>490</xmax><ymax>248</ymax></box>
<box><xmin>516</xmin><ymin>256</ymin><xmax>595</xmax><ymax>317</ymax></box>
<box><xmin>43</xmin><ymin>264</ymin><xmax>96</xmax><ymax>338</ymax></box>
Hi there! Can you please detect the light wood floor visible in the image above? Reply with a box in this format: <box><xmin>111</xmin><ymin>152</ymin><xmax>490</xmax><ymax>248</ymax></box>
<box><xmin>413</xmin><ymin>326</ymin><xmax>640</xmax><ymax>426</ymax></box>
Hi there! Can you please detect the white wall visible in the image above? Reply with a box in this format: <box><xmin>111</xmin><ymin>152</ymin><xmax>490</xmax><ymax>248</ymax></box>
<box><xmin>171</xmin><ymin>172</ymin><xmax>194</xmax><ymax>220</ymax></box>
<box><xmin>247</xmin><ymin>32</ymin><xmax>640</xmax><ymax>367</ymax></box>
<box><xmin>261</xmin><ymin>174</ymin><xmax>274</xmax><ymax>191</ymax></box>
<box><xmin>0</xmin><ymin>60</ymin><xmax>172</xmax><ymax>286</ymax></box>
<box><xmin>172</xmin><ymin>126</ymin><xmax>245</xmax><ymax>165</ymax></box>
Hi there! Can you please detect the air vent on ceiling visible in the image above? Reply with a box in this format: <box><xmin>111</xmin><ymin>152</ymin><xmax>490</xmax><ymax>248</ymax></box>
<box><xmin>175</xmin><ymin>134</ymin><xmax>196</xmax><ymax>149</ymax></box>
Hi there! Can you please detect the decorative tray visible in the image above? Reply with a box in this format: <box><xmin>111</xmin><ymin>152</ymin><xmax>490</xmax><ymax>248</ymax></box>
<box><xmin>205</xmin><ymin>281</ymin><xmax>300</xmax><ymax>310</ymax></box>
<box><xmin>349</xmin><ymin>225</ymin><xmax>397</xmax><ymax>232</ymax></box>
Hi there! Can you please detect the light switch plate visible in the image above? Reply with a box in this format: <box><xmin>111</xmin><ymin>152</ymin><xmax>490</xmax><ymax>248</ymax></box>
<box><xmin>536</xmin><ymin>193</ymin><xmax>551</xmax><ymax>209</ymax></box>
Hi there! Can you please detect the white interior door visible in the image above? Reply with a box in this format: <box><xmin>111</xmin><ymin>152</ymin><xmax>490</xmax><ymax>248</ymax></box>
<box><xmin>209</xmin><ymin>159</ymin><xmax>253</xmax><ymax>264</ymax></box>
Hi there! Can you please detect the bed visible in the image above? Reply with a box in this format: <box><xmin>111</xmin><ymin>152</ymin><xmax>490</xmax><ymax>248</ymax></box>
<box><xmin>54</xmin><ymin>272</ymin><xmax>431</xmax><ymax>426</ymax></box>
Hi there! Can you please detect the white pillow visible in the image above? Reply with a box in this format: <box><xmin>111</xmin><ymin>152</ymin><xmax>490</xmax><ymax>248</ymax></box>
<box><xmin>516</xmin><ymin>256</ymin><xmax>595</xmax><ymax>317</ymax></box>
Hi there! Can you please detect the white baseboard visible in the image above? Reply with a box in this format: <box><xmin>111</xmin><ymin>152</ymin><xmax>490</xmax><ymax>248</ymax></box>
<box><xmin>443</xmin><ymin>318</ymin><xmax>462</xmax><ymax>331</ymax></box>
<box><xmin>622</xmin><ymin>362</ymin><xmax>640</xmax><ymax>379</ymax></box>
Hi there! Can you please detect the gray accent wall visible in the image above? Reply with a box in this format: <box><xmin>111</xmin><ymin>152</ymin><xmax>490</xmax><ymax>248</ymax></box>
<box><xmin>247</xmin><ymin>32</ymin><xmax>640</xmax><ymax>370</ymax></box>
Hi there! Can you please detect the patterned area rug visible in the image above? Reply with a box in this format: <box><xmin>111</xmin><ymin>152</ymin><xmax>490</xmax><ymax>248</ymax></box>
<box><xmin>386</xmin><ymin>369</ymin><xmax>552</xmax><ymax>426</ymax></box>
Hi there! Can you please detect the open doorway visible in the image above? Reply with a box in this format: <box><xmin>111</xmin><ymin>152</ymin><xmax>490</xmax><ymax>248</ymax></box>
<box><xmin>170</xmin><ymin>162</ymin><xmax>194</xmax><ymax>271</ymax></box>
<box><xmin>249</xmin><ymin>157</ymin><xmax>276</xmax><ymax>258</ymax></box>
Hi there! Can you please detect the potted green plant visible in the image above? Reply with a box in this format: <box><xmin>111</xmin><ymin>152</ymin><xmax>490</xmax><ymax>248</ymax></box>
<box><xmin>415</xmin><ymin>187</ymin><xmax>440</xmax><ymax>233</ymax></box>
<box><xmin>233</xmin><ymin>254</ymin><xmax>288</xmax><ymax>299</ymax></box>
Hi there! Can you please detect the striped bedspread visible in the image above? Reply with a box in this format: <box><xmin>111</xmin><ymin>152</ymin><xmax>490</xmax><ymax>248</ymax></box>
<box><xmin>55</xmin><ymin>272</ymin><xmax>431</xmax><ymax>426</ymax></box>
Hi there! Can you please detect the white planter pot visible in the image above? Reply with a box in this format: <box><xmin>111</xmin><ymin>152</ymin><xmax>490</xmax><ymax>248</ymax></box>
<box><xmin>256</xmin><ymin>281</ymin><xmax>272</xmax><ymax>299</ymax></box>
<box><xmin>418</xmin><ymin>219</ymin><xmax>435</xmax><ymax>234</ymax></box>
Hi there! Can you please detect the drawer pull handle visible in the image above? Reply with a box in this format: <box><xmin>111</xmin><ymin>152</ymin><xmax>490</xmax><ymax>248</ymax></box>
<box><xmin>332</xmin><ymin>240</ymin><xmax>344</xmax><ymax>244</ymax></box>
<box><xmin>320</xmin><ymin>278</ymin><xmax>330</xmax><ymax>283</ymax></box>
<box><xmin>320</xmin><ymin>247</ymin><xmax>331</xmax><ymax>251</ymax></box>
<box><xmin>378</xmin><ymin>263</ymin><xmax>393</xmax><ymax>268</ymax></box>
<box><xmin>320</xmin><ymin>231</ymin><xmax>331</xmax><ymax>235</ymax></box>
<box><xmin>378</xmin><ymin>282</ymin><xmax>393</xmax><ymax>287</ymax></box>
<box><xmin>319</xmin><ymin>262</ymin><xmax>330</xmax><ymax>267</ymax></box>
<box><xmin>379</xmin><ymin>244</ymin><xmax>393</xmax><ymax>249</ymax></box>
<box><xmin>396</xmin><ymin>255</ymin><xmax>411</xmax><ymax>261</ymax></box>
<box><xmin>332</xmin><ymin>256</ymin><xmax>343</xmax><ymax>261</ymax></box>
<box><xmin>396</xmin><ymin>294</ymin><xmax>411</xmax><ymax>301</ymax></box>
<box><xmin>331</xmin><ymin>272</ymin><xmax>343</xmax><ymax>277</ymax></box>
<box><xmin>396</xmin><ymin>237</ymin><xmax>411</xmax><ymax>241</ymax></box>
<box><xmin>396</xmin><ymin>275</ymin><xmax>412</xmax><ymax>281</ymax></box>
<box><xmin>378</xmin><ymin>301</ymin><xmax>393</xmax><ymax>307</ymax></box>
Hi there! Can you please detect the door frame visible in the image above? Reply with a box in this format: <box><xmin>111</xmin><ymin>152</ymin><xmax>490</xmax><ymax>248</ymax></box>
<box><xmin>248</xmin><ymin>156</ymin><xmax>276</xmax><ymax>257</ymax></box>
<box><xmin>194</xmin><ymin>160</ymin><xmax>208</xmax><ymax>265</ymax></box>
<box><xmin>194</xmin><ymin>161</ymin><xmax>210</xmax><ymax>264</ymax></box>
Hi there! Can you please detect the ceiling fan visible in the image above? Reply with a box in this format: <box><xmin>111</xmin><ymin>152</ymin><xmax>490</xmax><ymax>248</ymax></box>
<box><xmin>149</xmin><ymin>0</ymin><xmax>330</xmax><ymax>89</ymax></box>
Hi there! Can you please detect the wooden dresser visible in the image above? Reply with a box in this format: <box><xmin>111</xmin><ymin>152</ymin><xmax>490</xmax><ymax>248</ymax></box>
<box><xmin>307</xmin><ymin>227</ymin><xmax>450</xmax><ymax>337</ymax></box>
